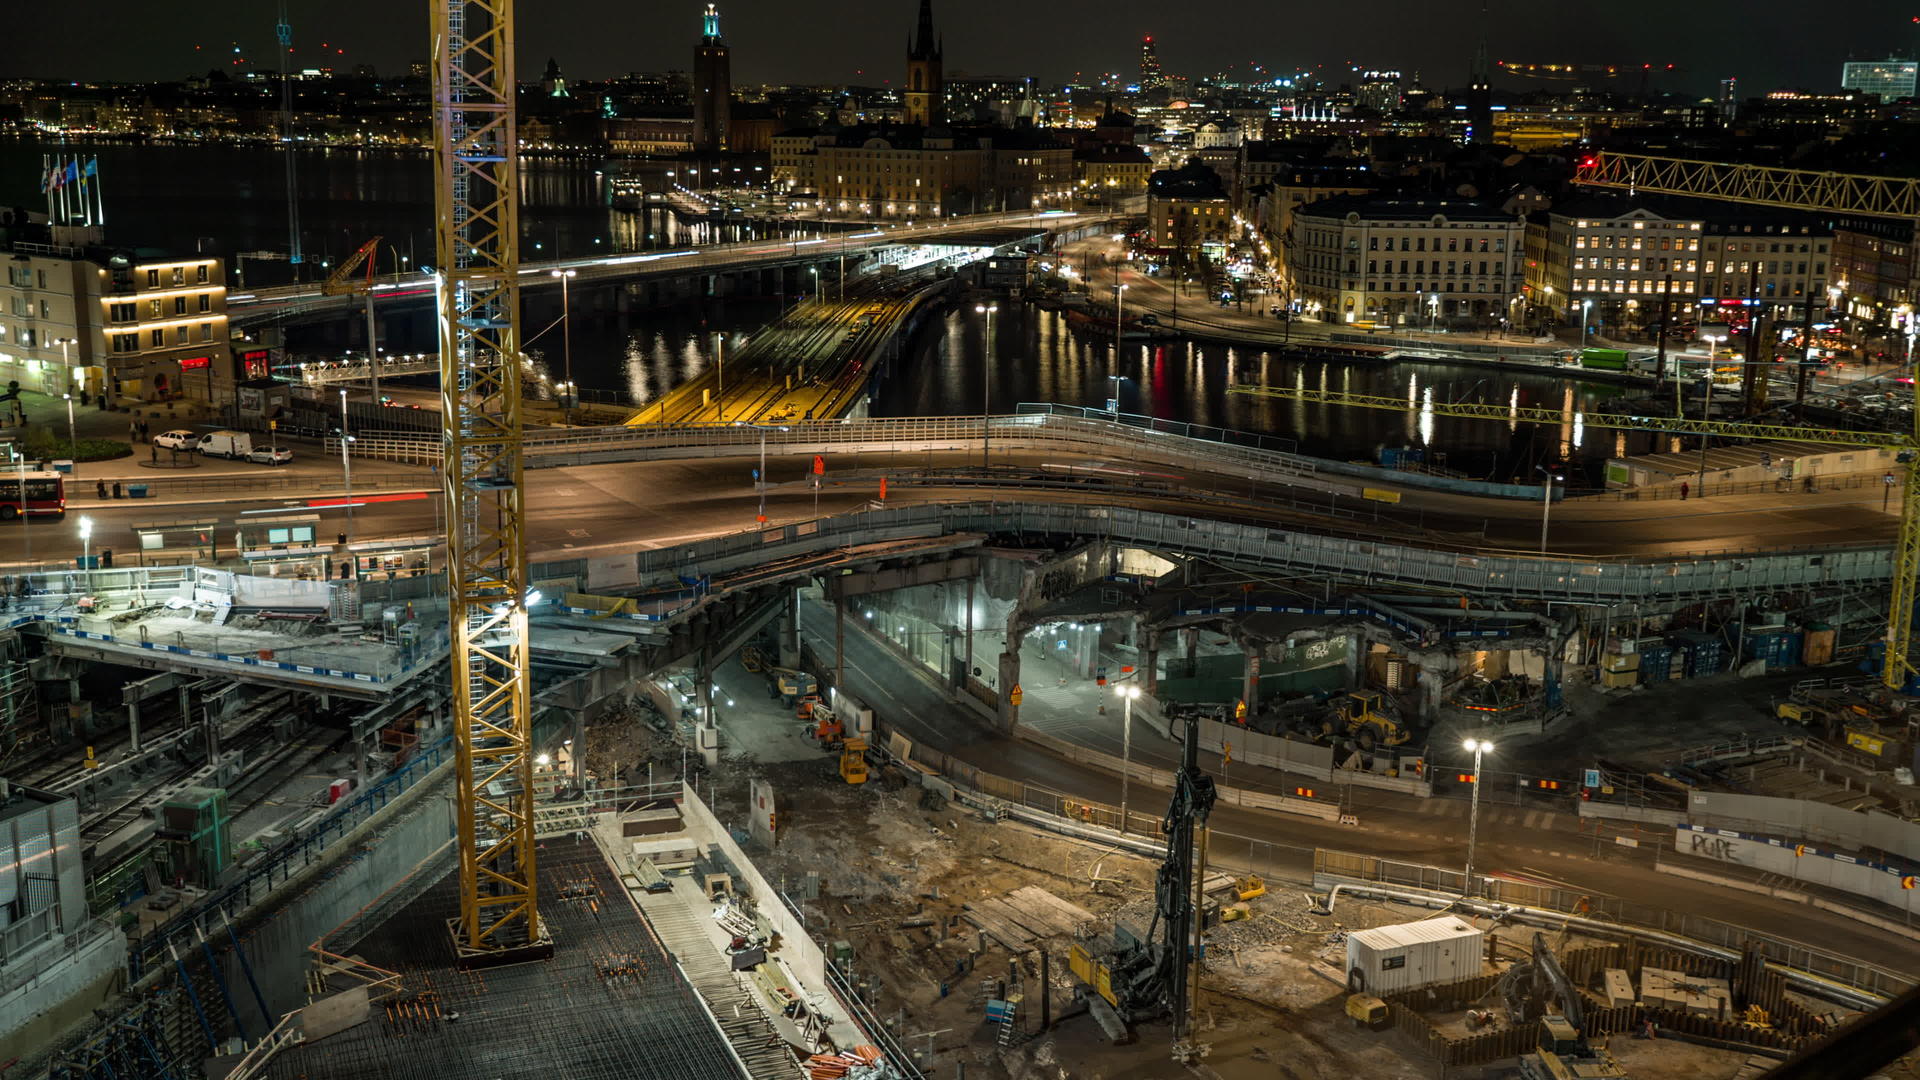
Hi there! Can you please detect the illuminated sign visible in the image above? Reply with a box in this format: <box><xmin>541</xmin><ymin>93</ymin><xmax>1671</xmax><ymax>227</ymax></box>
<box><xmin>180</xmin><ymin>356</ymin><xmax>211</xmax><ymax>370</ymax></box>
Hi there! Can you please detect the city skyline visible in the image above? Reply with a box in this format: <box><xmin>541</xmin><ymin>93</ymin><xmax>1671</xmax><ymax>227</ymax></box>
<box><xmin>7</xmin><ymin>0</ymin><xmax>1916</xmax><ymax>98</ymax></box>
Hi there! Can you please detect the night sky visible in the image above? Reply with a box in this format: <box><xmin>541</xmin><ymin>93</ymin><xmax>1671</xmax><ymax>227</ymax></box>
<box><xmin>5</xmin><ymin>0</ymin><xmax>1909</xmax><ymax>97</ymax></box>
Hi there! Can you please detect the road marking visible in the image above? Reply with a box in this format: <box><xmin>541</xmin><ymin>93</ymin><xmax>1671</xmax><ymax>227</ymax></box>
<box><xmin>567</xmin><ymin>529</ymin><xmax>590</xmax><ymax>538</ymax></box>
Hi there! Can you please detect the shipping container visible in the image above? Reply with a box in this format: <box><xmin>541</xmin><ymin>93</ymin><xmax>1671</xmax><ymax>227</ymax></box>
<box><xmin>1639</xmin><ymin>645</ymin><xmax>1674</xmax><ymax>683</ymax></box>
<box><xmin>1345</xmin><ymin>918</ymin><xmax>1484</xmax><ymax>996</ymax></box>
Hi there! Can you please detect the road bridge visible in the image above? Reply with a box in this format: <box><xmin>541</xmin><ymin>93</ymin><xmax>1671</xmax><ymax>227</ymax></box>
<box><xmin>226</xmin><ymin>209</ymin><xmax>1103</xmax><ymax>328</ymax></box>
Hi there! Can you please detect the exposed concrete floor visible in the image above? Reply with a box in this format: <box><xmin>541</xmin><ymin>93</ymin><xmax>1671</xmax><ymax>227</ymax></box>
<box><xmin>704</xmin><ymin>653</ymin><xmax>837</xmax><ymax>764</ymax></box>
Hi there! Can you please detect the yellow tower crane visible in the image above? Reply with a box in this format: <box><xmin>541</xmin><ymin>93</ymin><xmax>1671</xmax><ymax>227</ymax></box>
<box><xmin>1224</xmin><ymin>383</ymin><xmax>1919</xmax><ymax>691</ymax></box>
<box><xmin>431</xmin><ymin>0</ymin><xmax>548</xmax><ymax>964</ymax></box>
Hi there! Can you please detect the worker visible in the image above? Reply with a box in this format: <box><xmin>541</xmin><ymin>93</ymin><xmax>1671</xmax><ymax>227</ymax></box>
<box><xmin>1679</xmin><ymin>481</ymin><xmax>1689</xmax><ymax>501</ymax></box>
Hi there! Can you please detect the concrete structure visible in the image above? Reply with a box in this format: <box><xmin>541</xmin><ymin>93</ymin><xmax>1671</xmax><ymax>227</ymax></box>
<box><xmin>0</xmin><ymin>242</ymin><xmax>232</xmax><ymax>403</ymax></box>
<box><xmin>691</xmin><ymin>4</ymin><xmax>732</xmax><ymax>153</ymax></box>
<box><xmin>1291</xmin><ymin>195</ymin><xmax>1525</xmax><ymax>326</ymax></box>
<box><xmin>1345</xmin><ymin>918</ymin><xmax>1484</xmax><ymax>995</ymax></box>
<box><xmin>1840</xmin><ymin>59</ymin><xmax>1917</xmax><ymax>102</ymax></box>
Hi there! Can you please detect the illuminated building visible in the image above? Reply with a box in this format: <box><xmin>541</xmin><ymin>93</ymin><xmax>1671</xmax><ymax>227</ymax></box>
<box><xmin>1139</xmin><ymin>35</ymin><xmax>1165</xmax><ymax>90</ymax></box>
<box><xmin>0</xmin><ymin>244</ymin><xmax>232</xmax><ymax>403</ymax></box>
<box><xmin>1292</xmin><ymin>195</ymin><xmax>1525</xmax><ymax>325</ymax></box>
<box><xmin>904</xmin><ymin>0</ymin><xmax>944</xmax><ymax>127</ymax></box>
<box><xmin>692</xmin><ymin>4</ymin><xmax>732</xmax><ymax>151</ymax></box>
<box><xmin>1840</xmin><ymin>58</ymin><xmax>1917</xmax><ymax>102</ymax></box>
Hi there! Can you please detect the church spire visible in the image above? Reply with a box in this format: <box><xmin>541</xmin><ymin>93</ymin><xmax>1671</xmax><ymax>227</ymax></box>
<box><xmin>910</xmin><ymin>0</ymin><xmax>940</xmax><ymax>61</ymax></box>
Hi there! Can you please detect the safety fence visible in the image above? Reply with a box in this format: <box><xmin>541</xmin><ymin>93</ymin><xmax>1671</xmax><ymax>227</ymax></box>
<box><xmin>1596</xmin><ymin>470</ymin><xmax>1888</xmax><ymax>502</ymax></box>
<box><xmin>1311</xmin><ymin>849</ymin><xmax>1912</xmax><ymax>1003</ymax></box>
<box><xmin>1687</xmin><ymin>790</ymin><xmax>1920</xmax><ymax>867</ymax></box>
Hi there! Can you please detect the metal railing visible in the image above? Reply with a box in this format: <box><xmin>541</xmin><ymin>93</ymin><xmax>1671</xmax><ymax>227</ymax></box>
<box><xmin>1597</xmin><ymin>471</ymin><xmax>1888</xmax><ymax>501</ymax></box>
<box><xmin>129</xmin><ymin>733</ymin><xmax>454</xmax><ymax>980</ymax></box>
<box><xmin>633</xmin><ymin>500</ymin><xmax>1893</xmax><ymax>604</ymax></box>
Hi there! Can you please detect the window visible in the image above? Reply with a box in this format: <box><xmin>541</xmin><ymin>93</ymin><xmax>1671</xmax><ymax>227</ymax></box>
<box><xmin>146</xmin><ymin>269</ymin><xmax>159</xmax><ymax>288</ymax></box>
<box><xmin>175</xmin><ymin>326</ymin><xmax>189</xmax><ymax>345</ymax></box>
<box><xmin>148</xmin><ymin>299</ymin><xmax>162</xmax><ymax>319</ymax></box>
<box><xmin>150</xmin><ymin>329</ymin><xmax>165</xmax><ymax>347</ymax></box>
<box><xmin>200</xmin><ymin>322</ymin><xmax>214</xmax><ymax>342</ymax></box>
<box><xmin>36</xmin><ymin>270</ymin><xmax>46</xmax><ymax>289</ymax></box>
<box><xmin>111</xmin><ymin>333</ymin><xmax>138</xmax><ymax>354</ymax></box>
<box><xmin>109</xmin><ymin>302</ymin><xmax>135</xmax><ymax>323</ymax></box>
<box><xmin>197</xmin><ymin>294</ymin><xmax>211</xmax><ymax>314</ymax></box>
<box><xmin>170</xmin><ymin>268</ymin><xmax>184</xmax><ymax>286</ymax></box>
<box><xmin>196</xmin><ymin>265</ymin><xmax>209</xmax><ymax>284</ymax></box>
<box><xmin>37</xmin><ymin>301</ymin><xmax>48</xmax><ymax>318</ymax></box>
<box><xmin>1382</xmin><ymin>956</ymin><xmax>1407</xmax><ymax>970</ymax></box>
<box><xmin>173</xmin><ymin>296</ymin><xmax>187</xmax><ymax>316</ymax></box>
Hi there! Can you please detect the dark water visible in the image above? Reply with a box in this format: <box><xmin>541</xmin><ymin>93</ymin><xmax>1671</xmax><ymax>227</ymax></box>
<box><xmin>5</xmin><ymin>140</ymin><xmax>1645</xmax><ymax>482</ymax></box>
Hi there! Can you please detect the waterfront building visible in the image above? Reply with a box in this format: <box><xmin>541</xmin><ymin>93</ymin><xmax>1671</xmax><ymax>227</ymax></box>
<box><xmin>1291</xmin><ymin>195</ymin><xmax>1525</xmax><ymax>326</ymax></box>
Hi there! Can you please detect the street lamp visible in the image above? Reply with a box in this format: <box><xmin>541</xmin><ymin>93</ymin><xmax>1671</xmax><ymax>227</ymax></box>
<box><xmin>52</xmin><ymin>337</ymin><xmax>77</xmax><ymax>398</ymax></box>
<box><xmin>61</xmin><ymin>394</ymin><xmax>77</xmax><ymax>474</ymax></box>
<box><xmin>1106</xmin><ymin>374</ymin><xmax>1128</xmax><ymax>416</ymax></box>
<box><xmin>975</xmin><ymin>303</ymin><xmax>997</xmax><ymax>470</ymax></box>
<box><xmin>1536</xmin><ymin>466</ymin><xmax>1562</xmax><ymax>553</ymax></box>
<box><xmin>550</xmin><ymin>268</ymin><xmax>577</xmax><ymax>424</ymax></box>
<box><xmin>1115</xmin><ymin>683</ymin><xmax>1140</xmax><ymax>832</ymax></box>
<box><xmin>1462</xmin><ymin>738</ymin><xmax>1493</xmax><ymax>893</ymax></box>
<box><xmin>338</xmin><ymin>389</ymin><xmax>354</xmax><ymax>542</ymax></box>
<box><xmin>77</xmin><ymin>515</ymin><xmax>93</xmax><ymax>589</ymax></box>
<box><xmin>1113</xmin><ymin>282</ymin><xmax>1129</xmax><ymax>347</ymax></box>
<box><xmin>1580</xmin><ymin>299</ymin><xmax>1593</xmax><ymax>352</ymax></box>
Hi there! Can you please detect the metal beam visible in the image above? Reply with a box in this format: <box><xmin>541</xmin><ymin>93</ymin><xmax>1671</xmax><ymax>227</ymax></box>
<box><xmin>1224</xmin><ymin>384</ymin><xmax>1905</xmax><ymax>448</ymax></box>
<box><xmin>434</xmin><ymin>0</ymin><xmax>544</xmax><ymax>962</ymax></box>
<box><xmin>824</xmin><ymin>556</ymin><xmax>982</xmax><ymax>599</ymax></box>
<box><xmin>1574</xmin><ymin>152</ymin><xmax>1920</xmax><ymax>220</ymax></box>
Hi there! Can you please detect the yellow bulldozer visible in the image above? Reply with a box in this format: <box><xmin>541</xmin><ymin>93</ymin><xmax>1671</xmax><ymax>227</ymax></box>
<box><xmin>1332</xmin><ymin>691</ymin><xmax>1412</xmax><ymax>752</ymax></box>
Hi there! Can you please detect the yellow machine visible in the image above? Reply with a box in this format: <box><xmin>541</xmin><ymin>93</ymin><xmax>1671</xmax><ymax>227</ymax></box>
<box><xmin>1335</xmin><ymin>692</ymin><xmax>1411</xmax><ymax>751</ymax></box>
<box><xmin>1235</xmin><ymin>874</ymin><xmax>1266</xmax><ymax>901</ymax></box>
<box><xmin>1345</xmin><ymin>994</ymin><xmax>1390</xmax><ymax>1030</ymax></box>
<box><xmin>839</xmin><ymin>738</ymin><xmax>868</xmax><ymax>785</ymax></box>
<box><xmin>740</xmin><ymin>646</ymin><xmax>767</xmax><ymax>674</ymax></box>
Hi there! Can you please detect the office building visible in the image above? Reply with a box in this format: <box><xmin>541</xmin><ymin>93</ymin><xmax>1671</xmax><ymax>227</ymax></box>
<box><xmin>1139</xmin><ymin>35</ymin><xmax>1165</xmax><ymax>90</ymax></box>
<box><xmin>692</xmin><ymin>4</ymin><xmax>732</xmax><ymax>151</ymax></box>
<box><xmin>1840</xmin><ymin>59</ymin><xmax>1917</xmax><ymax>102</ymax></box>
<box><xmin>1291</xmin><ymin>195</ymin><xmax>1525</xmax><ymax>325</ymax></box>
<box><xmin>1</xmin><ymin>242</ymin><xmax>233</xmax><ymax>403</ymax></box>
<box><xmin>1146</xmin><ymin>158</ymin><xmax>1232</xmax><ymax>268</ymax></box>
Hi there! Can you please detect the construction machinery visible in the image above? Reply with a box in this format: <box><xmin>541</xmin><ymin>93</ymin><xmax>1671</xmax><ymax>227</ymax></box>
<box><xmin>1226</xmin><ymin>378</ymin><xmax>1920</xmax><ymax>694</ymax></box>
<box><xmin>838</xmin><ymin>738</ymin><xmax>868</xmax><ymax>784</ymax></box>
<box><xmin>1345</xmin><ymin>993</ymin><xmax>1390</xmax><ymax>1030</ymax></box>
<box><xmin>769</xmin><ymin>666</ymin><xmax>818</xmax><ymax>706</ymax></box>
<box><xmin>432</xmin><ymin>0</ymin><xmax>546</xmax><ymax>964</ymax></box>
<box><xmin>1332</xmin><ymin>691</ymin><xmax>1411</xmax><ymax>751</ymax></box>
<box><xmin>1066</xmin><ymin>709</ymin><xmax>1217</xmax><ymax>1050</ymax></box>
<box><xmin>1501</xmin><ymin>933</ymin><xmax>1628</xmax><ymax>1080</ymax></box>
<box><xmin>320</xmin><ymin>235</ymin><xmax>390</xmax><ymax>404</ymax></box>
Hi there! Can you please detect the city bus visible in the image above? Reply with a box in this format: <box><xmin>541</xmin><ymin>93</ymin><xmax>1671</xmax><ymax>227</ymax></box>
<box><xmin>0</xmin><ymin>470</ymin><xmax>67</xmax><ymax>520</ymax></box>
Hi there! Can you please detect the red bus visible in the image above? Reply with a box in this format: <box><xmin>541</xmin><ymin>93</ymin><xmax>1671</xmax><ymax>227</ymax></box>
<box><xmin>0</xmin><ymin>470</ymin><xmax>66</xmax><ymax>520</ymax></box>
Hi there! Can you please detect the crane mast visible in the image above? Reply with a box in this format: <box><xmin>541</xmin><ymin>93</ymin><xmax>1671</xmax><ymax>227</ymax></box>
<box><xmin>432</xmin><ymin>0</ymin><xmax>547</xmax><ymax>963</ymax></box>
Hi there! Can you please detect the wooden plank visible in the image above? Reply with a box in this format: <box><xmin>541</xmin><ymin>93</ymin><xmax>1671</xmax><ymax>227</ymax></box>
<box><xmin>997</xmin><ymin>889</ymin><xmax>1080</xmax><ymax>937</ymax></box>
<box><xmin>972</xmin><ymin>898</ymin><xmax>1045</xmax><ymax>941</ymax></box>
<box><xmin>1012</xmin><ymin>886</ymin><xmax>1097</xmax><ymax>930</ymax></box>
<box><xmin>960</xmin><ymin>899</ymin><xmax>1035</xmax><ymax>950</ymax></box>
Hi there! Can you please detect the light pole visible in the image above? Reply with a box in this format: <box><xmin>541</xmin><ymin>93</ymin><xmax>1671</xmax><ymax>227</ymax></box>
<box><xmin>338</xmin><ymin>389</ymin><xmax>355</xmax><ymax>542</ymax></box>
<box><xmin>1106</xmin><ymin>374</ymin><xmax>1127</xmax><ymax>416</ymax></box>
<box><xmin>53</xmin><ymin>337</ymin><xmax>76</xmax><ymax>398</ymax></box>
<box><xmin>975</xmin><ymin>304</ymin><xmax>997</xmax><ymax>470</ymax></box>
<box><xmin>1462</xmin><ymin>737</ymin><xmax>1493</xmax><ymax>892</ymax></box>
<box><xmin>1115</xmin><ymin>683</ymin><xmax>1140</xmax><ymax>832</ymax></box>
<box><xmin>550</xmin><ymin>268</ymin><xmax>577</xmax><ymax>424</ymax></box>
<box><xmin>808</xmin><ymin>267</ymin><xmax>820</xmax><ymax>303</ymax></box>
<box><xmin>1536</xmin><ymin>467</ymin><xmax>1561</xmax><ymax>553</ymax></box>
<box><xmin>9</xmin><ymin>445</ymin><xmax>28</xmax><ymax>562</ymax></box>
<box><xmin>1580</xmin><ymin>299</ymin><xmax>1593</xmax><ymax>352</ymax></box>
<box><xmin>78</xmin><ymin>515</ymin><xmax>93</xmax><ymax>590</ymax></box>
<box><xmin>1113</xmin><ymin>282</ymin><xmax>1128</xmax><ymax>345</ymax></box>
<box><xmin>61</xmin><ymin>394</ymin><xmax>77</xmax><ymax>473</ymax></box>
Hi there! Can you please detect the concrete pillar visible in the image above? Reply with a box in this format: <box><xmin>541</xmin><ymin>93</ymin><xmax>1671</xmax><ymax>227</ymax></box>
<box><xmin>1183</xmin><ymin>627</ymin><xmax>1198</xmax><ymax>664</ymax></box>
<box><xmin>126</xmin><ymin>699</ymin><xmax>142</xmax><ymax>754</ymax></box>
<box><xmin>1143</xmin><ymin>627</ymin><xmax>1159</xmax><ymax>696</ymax></box>
<box><xmin>964</xmin><ymin>578</ymin><xmax>975</xmax><ymax>684</ymax></box>
<box><xmin>177</xmin><ymin>684</ymin><xmax>192</xmax><ymax>733</ymax></box>
<box><xmin>1544</xmin><ymin>635</ymin><xmax>1565</xmax><ymax>709</ymax></box>
<box><xmin>996</xmin><ymin>649</ymin><xmax>1022</xmax><ymax>735</ymax></box>
<box><xmin>780</xmin><ymin>588</ymin><xmax>801</xmax><ymax>669</ymax></box>
<box><xmin>1417</xmin><ymin>666</ymin><xmax>1443</xmax><ymax>724</ymax></box>
<box><xmin>835</xmin><ymin>599</ymin><xmax>846</xmax><ymax>694</ymax></box>
<box><xmin>1344</xmin><ymin>635</ymin><xmax>1362</xmax><ymax>689</ymax></box>
<box><xmin>1243</xmin><ymin>645</ymin><xmax>1261</xmax><ymax>712</ymax></box>
<box><xmin>354</xmin><ymin>734</ymin><xmax>367</xmax><ymax>787</ymax></box>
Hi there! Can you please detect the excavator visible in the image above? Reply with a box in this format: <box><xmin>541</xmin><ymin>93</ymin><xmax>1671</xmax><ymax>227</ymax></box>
<box><xmin>1503</xmin><ymin>933</ymin><xmax>1628</xmax><ymax>1080</ymax></box>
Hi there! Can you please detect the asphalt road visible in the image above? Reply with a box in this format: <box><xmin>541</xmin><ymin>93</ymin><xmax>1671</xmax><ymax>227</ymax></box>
<box><xmin>14</xmin><ymin>441</ymin><xmax>1896</xmax><ymax>567</ymax></box>
<box><xmin>795</xmin><ymin>597</ymin><xmax>1920</xmax><ymax>974</ymax></box>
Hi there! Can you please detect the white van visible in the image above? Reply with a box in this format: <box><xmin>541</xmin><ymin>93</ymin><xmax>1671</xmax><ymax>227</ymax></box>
<box><xmin>197</xmin><ymin>431</ymin><xmax>254</xmax><ymax>459</ymax></box>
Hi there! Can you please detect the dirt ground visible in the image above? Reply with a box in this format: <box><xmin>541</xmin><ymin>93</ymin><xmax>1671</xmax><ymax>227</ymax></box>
<box><xmin>599</xmin><ymin>712</ymin><xmax>1859</xmax><ymax>1080</ymax></box>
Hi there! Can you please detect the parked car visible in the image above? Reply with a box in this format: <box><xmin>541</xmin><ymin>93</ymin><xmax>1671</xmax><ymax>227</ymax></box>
<box><xmin>196</xmin><ymin>430</ymin><xmax>254</xmax><ymax>459</ymax></box>
<box><xmin>246</xmin><ymin>445</ymin><xmax>294</xmax><ymax>466</ymax></box>
<box><xmin>153</xmin><ymin>429</ymin><xmax>198</xmax><ymax>450</ymax></box>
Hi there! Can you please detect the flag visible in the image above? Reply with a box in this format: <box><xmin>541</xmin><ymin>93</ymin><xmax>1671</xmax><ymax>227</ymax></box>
<box><xmin>63</xmin><ymin>160</ymin><xmax>78</xmax><ymax>184</ymax></box>
<box><xmin>46</xmin><ymin>161</ymin><xmax>63</xmax><ymax>191</ymax></box>
<box><xmin>84</xmin><ymin>157</ymin><xmax>98</xmax><ymax>178</ymax></box>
